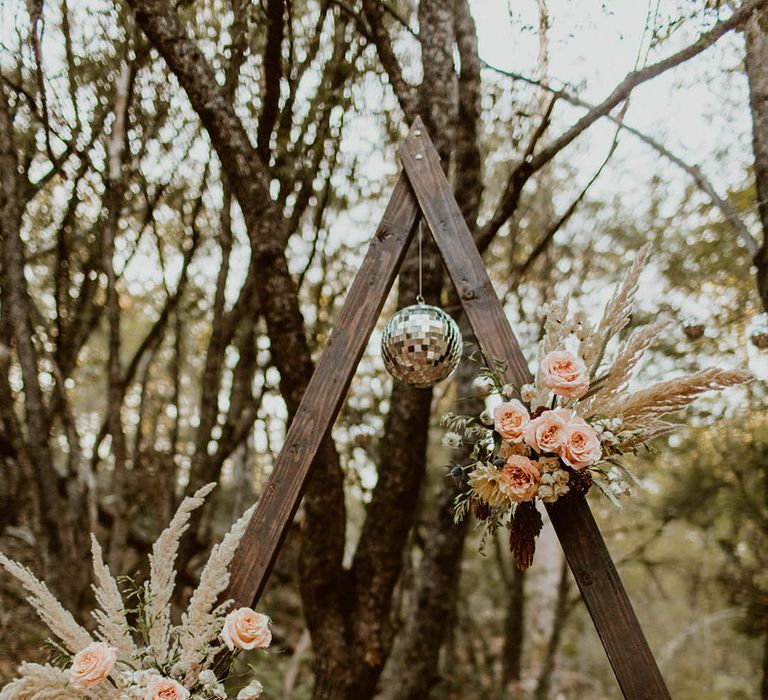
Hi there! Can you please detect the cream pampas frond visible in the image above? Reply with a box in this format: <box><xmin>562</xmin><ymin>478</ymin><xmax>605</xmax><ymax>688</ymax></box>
<box><xmin>610</xmin><ymin>368</ymin><xmax>752</xmax><ymax>429</ymax></box>
<box><xmin>532</xmin><ymin>294</ymin><xmax>571</xmax><ymax>409</ymax></box>
<box><xmin>619</xmin><ymin>420</ymin><xmax>678</xmax><ymax>449</ymax></box>
<box><xmin>0</xmin><ymin>663</ymin><xmax>86</xmax><ymax>700</ymax></box>
<box><xmin>0</xmin><ymin>555</ymin><xmax>92</xmax><ymax>654</ymax></box>
<box><xmin>581</xmin><ymin>318</ymin><xmax>671</xmax><ymax>417</ymax></box>
<box><xmin>580</xmin><ymin>244</ymin><xmax>652</xmax><ymax>374</ymax></box>
<box><xmin>178</xmin><ymin>503</ymin><xmax>256</xmax><ymax>673</ymax></box>
<box><xmin>146</xmin><ymin>482</ymin><xmax>216</xmax><ymax>663</ymax></box>
<box><xmin>90</xmin><ymin>535</ymin><xmax>135</xmax><ymax>661</ymax></box>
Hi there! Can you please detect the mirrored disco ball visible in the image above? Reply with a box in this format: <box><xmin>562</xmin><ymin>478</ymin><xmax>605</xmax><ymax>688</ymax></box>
<box><xmin>381</xmin><ymin>303</ymin><xmax>463</xmax><ymax>388</ymax></box>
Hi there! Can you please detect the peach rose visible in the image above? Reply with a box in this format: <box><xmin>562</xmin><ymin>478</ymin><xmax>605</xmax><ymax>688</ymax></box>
<box><xmin>561</xmin><ymin>414</ymin><xmax>602</xmax><ymax>469</ymax></box>
<box><xmin>497</xmin><ymin>455</ymin><xmax>541</xmax><ymax>502</ymax></box>
<box><xmin>69</xmin><ymin>641</ymin><xmax>117</xmax><ymax>690</ymax></box>
<box><xmin>144</xmin><ymin>677</ymin><xmax>190</xmax><ymax>700</ymax></box>
<box><xmin>539</xmin><ymin>350</ymin><xmax>590</xmax><ymax>398</ymax></box>
<box><xmin>523</xmin><ymin>408</ymin><xmax>569</xmax><ymax>454</ymax></box>
<box><xmin>493</xmin><ymin>400</ymin><xmax>530</xmax><ymax>443</ymax></box>
<box><xmin>221</xmin><ymin>607</ymin><xmax>272</xmax><ymax>651</ymax></box>
<box><xmin>498</xmin><ymin>440</ymin><xmax>529</xmax><ymax>460</ymax></box>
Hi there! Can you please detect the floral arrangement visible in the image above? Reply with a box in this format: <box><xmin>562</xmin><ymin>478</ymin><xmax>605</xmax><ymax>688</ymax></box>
<box><xmin>442</xmin><ymin>245</ymin><xmax>752</xmax><ymax>569</ymax></box>
<box><xmin>0</xmin><ymin>484</ymin><xmax>271</xmax><ymax>700</ymax></box>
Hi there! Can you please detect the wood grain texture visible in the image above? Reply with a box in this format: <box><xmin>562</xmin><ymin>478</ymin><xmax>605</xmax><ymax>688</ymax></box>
<box><xmin>547</xmin><ymin>496</ymin><xmax>671</xmax><ymax>699</ymax></box>
<box><xmin>400</xmin><ymin>116</ymin><xmax>670</xmax><ymax>700</ymax></box>
<box><xmin>225</xmin><ymin>171</ymin><xmax>420</xmax><ymax>608</ymax></box>
<box><xmin>399</xmin><ymin>117</ymin><xmax>532</xmax><ymax>389</ymax></box>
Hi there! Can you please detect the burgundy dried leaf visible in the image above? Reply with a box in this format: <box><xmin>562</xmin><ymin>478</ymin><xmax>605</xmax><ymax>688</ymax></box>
<box><xmin>509</xmin><ymin>501</ymin><xmax>543</xmax><ymax>571</ymax></box>
<box><xmin>471</xmin><ymin>497</ymin><xmax>491</xmax><ymax>521</ymax></box>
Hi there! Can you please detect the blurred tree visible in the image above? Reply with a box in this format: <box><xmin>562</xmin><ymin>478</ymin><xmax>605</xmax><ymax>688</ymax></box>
<box><xmin>0</xmin><ymin>1</ymin><xmax>767</xmax><ymax>699</ymax></box>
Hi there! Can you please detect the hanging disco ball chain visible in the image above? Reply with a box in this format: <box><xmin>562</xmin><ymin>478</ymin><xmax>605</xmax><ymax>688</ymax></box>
<box><xmin>381</xmin><ymin>223</ymin><xmax>462</xmax><ymax>388</ymax></box>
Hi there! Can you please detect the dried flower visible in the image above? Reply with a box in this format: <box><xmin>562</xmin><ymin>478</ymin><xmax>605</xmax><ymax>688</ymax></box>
<box><xmin>238</xmin><ymin>679</ymin><xmax>265</xmax><ymax>699</ymax></box>
<box><xmin>468</xmin><ymin>465</ymin><xmax>510</xmax><ymax>507</ymax></box>
<box><xmin>441</xmin><ymin>431</ymin><xmax>462</xmax><ymax>449</ymax></box>
<box><xmin>520</xmin><ymin>383</ymin><xmax>536</xmax><ymax>402</ymax></box>
<box><xmin>509</xmin><ymin>501</ymin><xmax>543</xmax><ymax>570</ymax></box>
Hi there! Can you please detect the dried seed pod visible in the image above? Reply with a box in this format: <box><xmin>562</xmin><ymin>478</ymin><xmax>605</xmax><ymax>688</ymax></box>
<box><xmin>683</xmin><ymin>322</ymin><xmax>705</xmax><ymax>340</ymax></box>
<box><xmin>750</xmin><ymin>330</ymin><xmax>768</xmax><ymax>350</ymax></box>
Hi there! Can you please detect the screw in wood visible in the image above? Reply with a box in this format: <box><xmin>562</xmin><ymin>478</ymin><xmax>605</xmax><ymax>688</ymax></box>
<box><xmin>415</xmin><ymin>153</ymin><xmax>423</xmax><ymax>160</ymax></box>
<box><xmin>414</xmin><ymin>129</ymin><xmax>422</xmax><ymax>135</ymax></box>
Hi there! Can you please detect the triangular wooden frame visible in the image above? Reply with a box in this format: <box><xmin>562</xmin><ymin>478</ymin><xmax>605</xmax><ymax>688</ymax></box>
<box><xmin>225</xmin><ymin>118</ymin><xmax>671</xmax><ymax>699</ymax></box>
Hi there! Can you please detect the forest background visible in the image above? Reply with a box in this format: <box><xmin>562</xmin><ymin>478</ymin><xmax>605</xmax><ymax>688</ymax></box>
<box><xmin>1</xmin><ymin>0</ymin><xmax>767</xmax><ymax>698</ymax></box>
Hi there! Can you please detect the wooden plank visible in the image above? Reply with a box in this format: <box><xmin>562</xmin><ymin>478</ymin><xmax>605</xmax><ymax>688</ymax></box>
<box><xmin>225</xmin><ymin>171</ymin><xmax>421</xmax><ymax>608</ymax></box>
<box><xmin>399</xmin><ymin>116</ymin><xmax>671</xmax><ymax>700</ymax></box>
<box><xmin>399</xmin><ymin>121</ymin><xmax>532</xmax><ymax>389</ymax></box>
<box><xmin>547</xmin><ymin>496</ymin><xmax>671</xmax><ymax>700</ymax></box>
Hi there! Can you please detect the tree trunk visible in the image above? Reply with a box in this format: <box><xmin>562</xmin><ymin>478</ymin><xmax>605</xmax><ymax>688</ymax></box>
<box><xmin>0</xmin><ymin>84</ymin><xmax>72</xmax><ymax>596</ymax></box>
<box><xmin>534</xmin><ymin>556</ymin><xmax>572</xmax><ymax>700</ymax></box>
<box><xmin>762</xmin><ymin>624</ymin><xmax>768</xmax><ymax>700</ymax></box>
<box><xmin>502</xmin><ymin>566</ymin><xmax>527</xmax><ymax>694</ymax></box>
<box><xmin>746</xmin><ymin>9</ymin><xmax>768</xmax><ymax>313</ymax></box>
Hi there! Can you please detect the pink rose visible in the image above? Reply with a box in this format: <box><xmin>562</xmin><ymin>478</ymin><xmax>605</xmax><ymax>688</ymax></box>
<box><xmin>561</xmin><ymin>414</ymin><xmax>602</xmax><ymax>469</ymax></box>
<box><xmin>144</xmin><ymin>677</ymin><xmax>190</xmax><ymax>700</ymax></box>
<box><xmin>493</xmin><ymin>400</ymin><xmax>531</xmax><ymax>443</ymax></box>
<box><xmin>523</xmin><ymin>409</ymin><xmax>569</xmax><ymax>454</ymax></box>
<box><xmin>69</xmin><ymin>641</ymin><xmax>117</xmax><ymax>690</ymax></box>
<box><xmin>498</xmin><ymin>455</ymin><xmax>541</xmax><ymax>502</ymax></box>
<box><xmin>540</xmin><ymin>350</ymin><xmax>590</xmax><ymax>398</ymax></box>
<box><xmin>221</xmin><ymin>607</ymin><xmax>272</xmax><ymax>651</ymax></box>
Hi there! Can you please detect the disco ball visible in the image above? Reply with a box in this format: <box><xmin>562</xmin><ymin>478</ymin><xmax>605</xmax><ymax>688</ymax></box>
<box><xmin>381</xmin><ymin>303</ymin><xmax>462</xmax><ymax>388</ymax></box>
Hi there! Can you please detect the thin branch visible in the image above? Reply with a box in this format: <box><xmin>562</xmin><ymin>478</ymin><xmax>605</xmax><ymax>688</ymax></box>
<box><xmin>362</xmin><ymin>0</ymin><xmax>418</xmax><ymax>120</ymax></box>
<box><xmin>485</xmin><ymin>63</ymin><xmax>759</xmax><ymax>257</ymax></box>
<box><xmin>29</xmin><ymin>1</ymin><xmax>56</xmax><ymax>164</ymax></box>
<box><xmin>514</xmin><ymin>109</ymin><xmax>624</xmax><ymax>280</ymax></box>
<box><xmin>479</xmin><ymin>0</ymin><xmax>768</xmax><ymax>245</ymax></box>
<box><xmin>257</xmin><ymin>0</ymin><xmax>284</xmax><ymax>162</ymax></box>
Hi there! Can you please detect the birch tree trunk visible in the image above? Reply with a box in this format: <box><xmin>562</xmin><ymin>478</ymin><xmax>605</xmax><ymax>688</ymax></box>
<box><xmin>746</xmin><ymin>9</ymin><xmax>768</xmax><ymax>313</ymax></box>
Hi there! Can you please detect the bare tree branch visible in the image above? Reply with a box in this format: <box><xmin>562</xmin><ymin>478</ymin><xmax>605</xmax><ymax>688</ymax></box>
<box><xmin>485</xmin><ymin>62</ymin><xmax>760</xmax><ymax>258</ymax></box>
<box><xmin>362</xmin><ymin>0</ymin><xmax>418</xmax><ymax>120</ymax></box>
<box><xmin>479</xmin><ymin>0</ymin><xmax>768</xmax><ymax>246</ymax></box>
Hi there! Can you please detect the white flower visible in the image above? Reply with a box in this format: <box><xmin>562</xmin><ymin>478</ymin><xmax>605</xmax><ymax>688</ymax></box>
<box><xmin>610</xmin><ymin>480</ymin><xmax>628</xmax><ymax>496</ymax></box>
<box><xmin>538</xmin><ymin>485</ymin><xmax>554</xmax><ymax>499</ymax></box>
<box><xmin>520</xmin><ymin>384</ymin><xmax>536</xmax><ymax>402</ymax></box>
<box><xmin>472</xmin><ymin>376</ymin><xmax>494</xmax><ymax>396</ymax></box>
<box><xmin>237</xmin><ymin>679</ymin><xmax>264</xmax><ymax>700</ymax></box>
<box><xmin>609</xmin><ymin>417</ymin><xmax>623</xmax><ymax>430</ymax></box>
<box><xmin>479</xmin><ymin>409</ymin><xmax>494</xmax><ymax>426</ymax></box>
<box><xmin>501</xmin><ymin>384</ymin><xmax>516</xmax><ymax>400</ymax></box>
<box><xmin>198</xmin><ymin>669</ymin><xmax>225</xmax><ymax>695</ymax></box>
<box><xmin>540</xmin><ymin>473</ymin><xmax>554</xmax><ymax>486</ymax></box>
<box><xmin>442</xmin><ymin>431</ymin><xmax>462</xmax><ymax>449</ymax></box>
<box><xmin>198</xmin><ymin>670</ymin><xmax>217</xmax><ymax>686</ymax></box>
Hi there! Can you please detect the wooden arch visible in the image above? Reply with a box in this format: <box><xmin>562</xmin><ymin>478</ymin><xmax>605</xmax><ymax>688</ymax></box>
<box><xmin>225</xmin><ymin>118</ymin><xmax>671</xmax><ymax>700</ymax></box>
